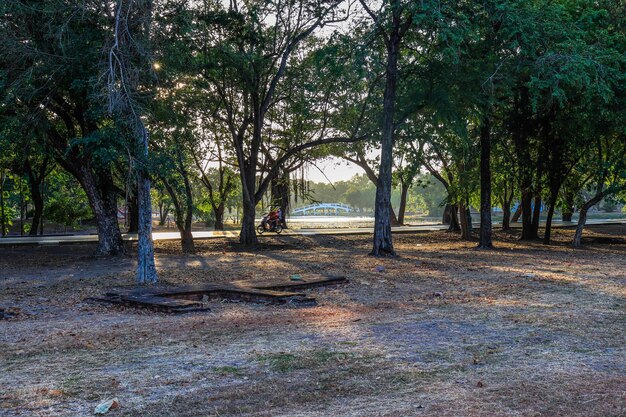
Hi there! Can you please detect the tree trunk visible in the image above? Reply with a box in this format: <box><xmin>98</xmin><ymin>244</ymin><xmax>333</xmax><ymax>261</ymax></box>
<box><xmin>502</xmin><ymin>199</ymin><xmax>511</xmax><ymax>231</ymax></box>
<box><xmin>520</xmin><ymin>190</ymin><xmax>536</xmax><ymax>240</ymax></box>
<box><xmin>127</xmin><ymin>187</ymin><xmax>139</xmax><ymax>233</ymax></box>
<box><xmin>214</xmin><ymin>203</ymin><xmax>225</xmax><ymax>230</ymax></box>
<box><xmin>543</xmin><ymin>195</ymin><xmax>557</xmax><ymax>244</ymax></box>
<box><xmin>78</xmin><ymin>166</ymin><xmax>124</xmax><ymax>255</ymax></box>
<box><xmin>459</xmin><ymin>202</ymin><xmax>471</xmax><ymax>240</ymax></box>
<box><xmin>573</xmin><ymin>206</ymin><xmax>589</xmax><ymax>247</ymax></box>
<box><xmin>397</xmin><ymin>182</ymin><xmax>409</xmax><ymax>225</ymax></box>
<box><xmin>371</xmin><ymin>29</ymin><xmax>400</xmax><ymax>257</ymax></box>
<box><xmin>442</xmin><ymin>204</ymin><xmax>451</xmax><ymax>224</ymax></box>
<box><xmin>511</xmin><ymin>204</ymin><xmax>522</xmax><ymax>222</ymax></box>
<box><xmin>572</xmin><ymin>192</ymin><xmax>604</xmax><ymax>247</ymax></box>
<box><xmin>28</xmin><ymin>181</ymin><xmax>44</xmax><ymax>236</ymax></box>
<box><xmin>136</xmin><ymin>168</ymin><xmax>158</xmax><ymax>283</ymax></box>
<box><xmin>239</xmin><ymin>199</ymin><xmax>258</xmax><ymax>246</ymax></box>
<box><xmin>30</xmin><ymin>195</ymin><xmax>43</xmax><ymax>236</ymax></box>
<box><xmin>562</xmin><ymin>211</ymin><xmax>572</xmax><ymax>222</ymax></box>
<box><xmin>478</xmin><ymin>117</ymin><xmax>493</xmax><ymax>248</ymax></box>
<box><xmin>179</xmin><ymin>226</ymin><xmax>194</xmax><ymax>253</ymax></box>
<box><xmin>158</xmin><ymin>202</ymin><xmax>169</xmax><ymax>226</ymax></box>
<box><xmin>447</xmin><ymin>204</ymin><xmax>461</xmax><ymax>232</ymax></box>
<box><xmin>562</xmin><ymin>192</ymin><xmax>574</xmax><ymax>221</ymax></box>
<box><xmin>531</xmin><ymin>194</ymin><xmax>542</xmax><ymax>238</ymax></box>
<box><xmin>0</xmin><ymin>171</ymin><xmax>5</xmax><ymax>237</ymax></box>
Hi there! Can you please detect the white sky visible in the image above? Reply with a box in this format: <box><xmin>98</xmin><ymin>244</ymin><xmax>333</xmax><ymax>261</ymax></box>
<box><xmin>305</xmin><ymin>156</ymin><xmax>364</xmax><ymax>183</ymax></box>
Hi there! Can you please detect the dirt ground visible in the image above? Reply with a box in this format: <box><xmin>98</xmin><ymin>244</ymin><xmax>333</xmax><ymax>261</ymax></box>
<box><xmin>1</xmin><ymin>225</ymin><xmax>625</xmax><ymax>417</ymax></box>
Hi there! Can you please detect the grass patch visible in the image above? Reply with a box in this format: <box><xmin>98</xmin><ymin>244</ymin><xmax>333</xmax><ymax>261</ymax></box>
<box><xmin>256</xmin><ymin>349</ymin><xmax>356</xmax><ymax>373</ymax></box>
<box><xmin>213</xmin><ymin>365</ymin><xmax>243</xmax><ymax>376</ymax></box>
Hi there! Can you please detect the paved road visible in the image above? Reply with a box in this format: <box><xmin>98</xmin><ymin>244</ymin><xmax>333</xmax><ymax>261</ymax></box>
<box><xmin>0</xmin><ymin>218</ymin><xmax>623</xmax><ymax>246</ymax></box>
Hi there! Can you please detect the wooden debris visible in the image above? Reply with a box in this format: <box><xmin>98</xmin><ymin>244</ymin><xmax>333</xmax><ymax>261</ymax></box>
<box><xmin>89</xmin><ymin>275</ymin><xmax>346</xmax><ymax>313</ymax></box>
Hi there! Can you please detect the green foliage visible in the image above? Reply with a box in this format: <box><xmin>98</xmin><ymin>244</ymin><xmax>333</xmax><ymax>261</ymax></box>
<box><xmin>43</xmin><ymin>171</ymin><xmax>92</xmax><ymax>227</ymax></box>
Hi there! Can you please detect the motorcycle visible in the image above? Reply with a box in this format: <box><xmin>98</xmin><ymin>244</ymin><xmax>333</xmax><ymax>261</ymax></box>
<box><xmin>257</xmin><ymin>216</ymin><xmax>283</xmax><ymax>234</ymax></box>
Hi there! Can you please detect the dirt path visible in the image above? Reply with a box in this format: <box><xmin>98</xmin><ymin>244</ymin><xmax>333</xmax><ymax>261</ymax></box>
<box><xmin>1</xmin><ymin>227</ymin><xmax>625</xmax><ymax>416</ymax></box>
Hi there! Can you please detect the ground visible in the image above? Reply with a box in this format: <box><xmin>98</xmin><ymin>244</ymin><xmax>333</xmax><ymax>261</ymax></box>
<box><xmin>1</xmin><ymin>226</ymin><xmax>625</xmax><ymax>416</ymax></box>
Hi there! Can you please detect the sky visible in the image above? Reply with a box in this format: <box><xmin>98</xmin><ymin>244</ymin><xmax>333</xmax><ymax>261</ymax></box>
<box><xmin>305</xmin><ymin>157</ymin><xmax>362</xmax><ymax>183</ymax></box>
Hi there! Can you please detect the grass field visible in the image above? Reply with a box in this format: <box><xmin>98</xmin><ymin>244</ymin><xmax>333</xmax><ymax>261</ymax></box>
<box><xmin>1</xmin><ymin>225</ymin><xmax>625</xmax><ymax>416</ymax></box>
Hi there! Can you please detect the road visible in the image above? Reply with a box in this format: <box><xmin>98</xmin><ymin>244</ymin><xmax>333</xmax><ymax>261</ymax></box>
<box><xmin>0</xmin><ymin>218</ymin><xmax>624</xmax><ymax>246</ymax></box>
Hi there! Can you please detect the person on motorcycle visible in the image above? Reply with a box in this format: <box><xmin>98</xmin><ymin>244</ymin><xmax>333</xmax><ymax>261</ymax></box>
<box><xmin>268</xmin><ymin>209</ymin><xmax>280</xmax><ymax>230</ymax></box>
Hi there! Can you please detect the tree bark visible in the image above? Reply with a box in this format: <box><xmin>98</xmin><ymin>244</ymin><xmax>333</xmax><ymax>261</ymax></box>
<box><xmin>478</xmin><ymin>117</ymin><xmax>493</xmax><ymax>248</ymax></box>
<box><xmin>371</xmin><ymin>28</ymin><xmax>400</xmax><ymax>257</ymax></box>
<box><xmin>572</xmin><ymin>192</ymin><xmax>604</xmax><ymax>247</ymax></box>
<box><xmin>162</xmin><ymin>166</ymin><xmax>195</xmax><ymax>254</ymax></box>
<box><xmin>520</xmin><ymin>190</ymin><xmax>536</xmax><ymax>240</ymax></box>
<box><xmin>25</xmin><ymin>167</ymin><xmax>44</xmax><ymax>236</ymax></box>
<box><xmin>511</xmin><ymin>204</ymin><xmax>522</xmax><ymax>222</ymax></box>
<box><xmin>459</xmin><ymin>202</ymin><xmax>471</xmax><ymax>240</ymax></box>
<box><xmin>78</xmin><ymin>165</ymin><xmax>124</xmax><ymax>255</ymax></box>
<box><xmin>562</xmin><ymin>192</ymin><xmax>574</xmax><ymax>221</ymax></box>
<box><xmin>214</xmin><ymin>203</ymin><xmax>225</xmax><ymax>230</ymax></box>
<box><xmin>502</xmin><ymin>198</ymin><xmax>511</xmax><ymax>231</ymax></box>
<box><xmin>531</xmin><ymin>194</ymin><xmax>542</xmax><ymax>238</ymax></box>
<box><xmin>0</xmin><ymin>171</ymin><xmax>5</xmax><ymax>237</ymax></box>
<box><xmin>397</xmin><ymin>181</ymin><xmax>409</xmax><ymax>225</ymax></box>
<box><xmin>447</xmin><ymin>204</ymin><xmax>461</xmax><ymax>232</ymax></box>
<box><xmin>240</xmin><ymin>199</ymin><xmax>258</xmax><ymax>246</ymax></box>
<box><xmin>136</xmin><ymin>166</ymin><xmax>158</xmax><ymax>283</ymax></box>
<box><xmin>572</xmin><ymin>207</ymin><xmax>589</xmax><ymax>247</ymax></box>
<box><xmin>543</xmin><ymin>195</ymin><xmax>557</xmax><ymax>244</ymax></box>
<box><xmin>158</xmin><ymin>201</ymin><xmax>169</xmax><ymax>226</ymax></box>
<box><xmin>179</xmin><ymin>225</ymin><xmax>195</xmax><ymax>253</ymax></box>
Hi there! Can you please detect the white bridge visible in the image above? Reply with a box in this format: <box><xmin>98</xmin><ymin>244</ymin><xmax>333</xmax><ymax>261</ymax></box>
<box><xmin>292</xmin><ymin>203</ymin><xmax>354</xmax><ymax>216</ymax></box>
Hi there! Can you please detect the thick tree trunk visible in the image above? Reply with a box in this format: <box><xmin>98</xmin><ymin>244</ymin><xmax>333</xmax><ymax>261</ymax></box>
<box><xmin>397</xmin><ymin>182</ymin><xmax>409</xmax><ymax>225</ymax></box>
<box><xmin>239</xmin><ymin>199</ymin><xmax>258</xmax><ymax>246</ymax></box>
<box><xmin>79</xmin><ymin>166</ymin><xmax>124</xmax><ymax>255</ymax></box>
<box><xmin>179</xmin><ymin>226</ymin><xmax>194</xmax><ymax>253</ymax></box>
<box><xmin>214</xmin><ymin>203</ymin><xmax>225</xmax><ymax>230</ymax></box>
<box><xmin>478</xmin><ymin>117</ymin><xmax>493</xmax><ymax>248</ymax></box>
<box><xmin>371</xmin><ymin>30</ymin><xmax>400</xmax><ymax>257</ymax></box>
<box><xmin>447</xmin><ymin>204</ymin><xmax>461</xmax><ymax>232</ymax></box>
<box><xmin>136</xmin><ymin>168</ymin><xmax>158</xmax><ymax>283</ymax></box>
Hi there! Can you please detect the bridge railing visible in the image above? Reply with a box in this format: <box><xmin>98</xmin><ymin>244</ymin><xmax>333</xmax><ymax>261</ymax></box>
<box><xmin>292</xmin><ymin>203</ymin><xmax>355</xmax><ymax>215</ymax></box>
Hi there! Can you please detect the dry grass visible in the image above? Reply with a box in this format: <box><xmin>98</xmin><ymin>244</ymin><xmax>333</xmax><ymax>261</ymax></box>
<box><xmin>1</xmin><ymin>225</ymin><xmax>625</xmax><ymax>416</ymax></box>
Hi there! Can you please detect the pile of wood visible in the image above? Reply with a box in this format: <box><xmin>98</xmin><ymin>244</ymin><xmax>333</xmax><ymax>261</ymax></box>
<box><xmin>89</xmin><ymin>275</ymin><xmax>346</xmax><ymax>313</ymax></box>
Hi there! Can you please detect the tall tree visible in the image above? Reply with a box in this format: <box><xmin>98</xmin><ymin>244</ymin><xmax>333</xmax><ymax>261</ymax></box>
<box><xmin>108</xmin><ymin>0</ymin><xmax>158</xmax><ymax>283</ymax></box>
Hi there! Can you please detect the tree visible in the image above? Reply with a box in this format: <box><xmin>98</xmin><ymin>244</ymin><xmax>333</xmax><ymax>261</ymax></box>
<box><xmin>108</xmin><ymin>0</ymin><xmax>158</xmax><ymax>283</ymax></box>
<box><xmin>1</xmin><ymin>0</ymin><xmax>125</xmax><ymax>255</ymax></box>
